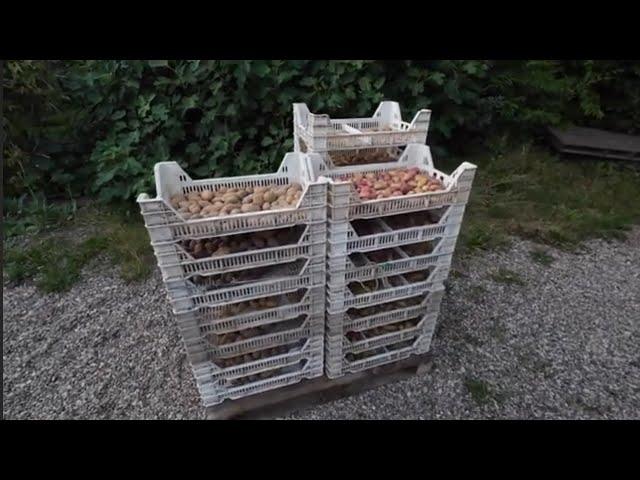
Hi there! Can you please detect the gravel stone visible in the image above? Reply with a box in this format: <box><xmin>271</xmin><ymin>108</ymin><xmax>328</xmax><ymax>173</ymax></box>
<box><xmin>3</xmin><ymin>228</ymin><xmax>639</xmax><ymax>419</ymax></box>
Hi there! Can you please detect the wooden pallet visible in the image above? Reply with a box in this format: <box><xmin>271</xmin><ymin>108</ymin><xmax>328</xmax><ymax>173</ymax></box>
<box><xmin>548</xmin><ymin>126</ymin><xmax>640</xmax><ymax>162</ymax></box>
<box><xmin>205</xmin><ymin>352</ymin><xmax>433</xmax><ymax>420</ymax></box>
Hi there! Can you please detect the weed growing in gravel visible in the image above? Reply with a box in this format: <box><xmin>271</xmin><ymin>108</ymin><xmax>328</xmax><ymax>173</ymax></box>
<box><xmin>464</xmin><ymin>378</ymin><xmax>504</xmax><ymax>405</ymax></box>
<box><xmin>448</xmin><ymin>148</ymin><xmax>640</xmax><ymax>254</ymax></box>
<box><xmin>469</xmin><ymin>285</ymin><xmax>487</xmax><ymax>297</ymax></box>
<box><xmin>4</xmin><ymin>192</ymin><xmax>78</xmax><ymax>238</ymax></box>
<box><xmin>490</xmin><ymin>268</ymin><xmax>526</xmax><ymax>286</ymax></box>
<box><xmin>3</xmin><ymin>207</ymin><xmax>154</xmax><ymax>292</ymax></box>
<box><xmin>490</xmin><ymin>319</ymin><xmax>508</xmax><ymax>343</ymax></box>
<box><xmin>4</xmin><ymin>237</ymin><xmax>109</xmax><ymax>292</ymax></box>
<box><xmin>529</xmin><ymin>248</ymin><xmax>555</xmax><ymax>266</ymax></box>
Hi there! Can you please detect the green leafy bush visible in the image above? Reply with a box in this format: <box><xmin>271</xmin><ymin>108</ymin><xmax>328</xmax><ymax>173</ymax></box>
<box><xmin>4</xmin><ymin>60</ymin><xmax>639</xmax><ymax>203</ymax></box>
<box><xmin>2</xmin><ymin>60</ymin><xmax>90</xmax><ymax>198</ymax></box>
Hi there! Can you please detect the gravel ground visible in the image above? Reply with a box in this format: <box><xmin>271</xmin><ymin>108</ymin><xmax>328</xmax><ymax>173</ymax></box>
<box><xmin>4</xmin><ymin>229</ymin><xmax>640</xmax><ymax>419</ymax></box>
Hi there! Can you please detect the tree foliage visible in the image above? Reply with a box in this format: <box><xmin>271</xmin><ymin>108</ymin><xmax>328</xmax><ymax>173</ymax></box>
<box><xmin>4</xmin><ymin>60</ymin><xmax>639</xmax><ymax>202</ymax></box>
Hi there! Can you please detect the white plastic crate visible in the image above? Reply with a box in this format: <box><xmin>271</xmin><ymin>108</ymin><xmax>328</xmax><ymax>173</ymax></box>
<box><xmin>327</xmin><ymin>205</ymin><xmax>465</xmax><ymax>257</ymax></box>
<box><xmin>166</xmin><ymin>256</ymin><xmax>325</xmax><ymax>313</ymax></box>
<box><xmin>193</xmin><ymin>336</ymin><xmax>324</xmax><ymax>406</ymax></box>
<box><xmin>152</xmin><ymin>222</ymin><xmax>327</xmax><ymax>283</ymax></box>
<box><xmin>182</xmin><ymin>313</ymin><xmax>324</xmax><ymax>364</ymax></box>
<box><xmin>319</xmin><ymin>146</ymin><xmax>404</xmax><ymax>170</ymax></box>
<box><xmin>326</xmin><ymin>287</ymin><xmax>445</xmax><ymax>332</ymax></box>
<box><xmin>137</xmin><ymin>152</ymin><xmax>328</xmax><ymax>243</ymax></box>
<box><xmin>325</xmin><ymin>317</ymin><xmax>437</xmax><ymax>378</ymax></box>
<box><xmin>306</xmin><ymin>144</ymin><xmax>476</xmax><ymax>222</ymax></box>
<box><xmin>326</xmin><ymin>266</ymin><xmax>448</xmax><ymax>313</ymax></box>
<box><xmin>327</xmin><ymin>311</ymin><xmax>438</xmax><ymax>355</ymax></box>
<box><xmin>293</xmin><ymin>101</ymin><xmax>431</xmax><ymax>152</ymax></box>
<box><xmin>175</xmin><ymin>286</ymin><xmax>324</xmax><ymax>338</ymax></box>
<box><xmin>327</xmin><ymin>237</ymin><xmax>456</xmax><ymax>287</ymax></box>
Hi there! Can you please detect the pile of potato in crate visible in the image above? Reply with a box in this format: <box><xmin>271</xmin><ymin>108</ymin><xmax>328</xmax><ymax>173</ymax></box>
<box><xmin>137</xmin><ymin>101</ymin><xmax>476</xmax><ymax>407</ymax></box>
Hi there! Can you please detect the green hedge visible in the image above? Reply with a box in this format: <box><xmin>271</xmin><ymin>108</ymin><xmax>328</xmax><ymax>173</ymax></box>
<box><xmin>4</xmin><ymin>60</ymin><xmax>639</xmax><ymax>202</ymax></box>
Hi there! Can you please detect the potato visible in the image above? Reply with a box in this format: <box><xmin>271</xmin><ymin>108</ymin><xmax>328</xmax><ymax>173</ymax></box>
<box><xmin>230</xmin><ymin>208</ymin><xmax>241</xmax><ymax>215</ymax></box>
<box><xmin>263</xmin><ymin>191</ymin><xmax>277</xmax><ymax>203</ymax></box>
<box><xmin>265</xmin><ymin>297</ymin><xmax>278</xmax><ymax>308</ymax></box>
<box><xmin>240</xmin><ymin>204</ymin><xmax>254</xmax><ymax>213</ymax></box>
<box><xmin>178</xmin><ymin>200</ymin><xmax>191</xmax><ymax>209</ymax></box>
<box><xmin>222</xmin><ymin>193</ymin><xmax>241</xmax><ymax>204</ymax></box>
<box><xmin>262</xmin><ymin>202</ymin><xmax>271</xmax><ymax>211</ymax></box>
<box><xmin>187</xmin><ymin>192</ymin><xmax>201</xmax><ymax>201</ymax></box>
<box><xmin>200</xmin><ymin>190</ymin><xmax>214</xmax><ymax>201</ymax></box>
<box><xmin>188</xmin><ymin>204</ymin><xmax>201</xmax><ymax>214</ymax></box>
<box><xmin>198</xmin><ymin>200</ymin><xmax>211</xmax><ymax>208</ymax></box>
<box><xmin>252</xmin><ymin>192</ymin><xmax>264</xmax><ymax>205</ymax></box>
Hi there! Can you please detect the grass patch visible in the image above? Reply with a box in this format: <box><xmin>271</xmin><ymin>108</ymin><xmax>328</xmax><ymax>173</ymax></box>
<box><xmin>469</xmin><ymin>285</ymin><xmax>487</xmax><ymax>297</ymax></box>
<box><xmin>3</xmin><ymin>206</ymin><xmax>154</xmax><ymax>292</ymax></box>
<box><xmin>4</xmin><ymin>193</ymin><xmax>78</xmax><ymax>238</ymax></box>
<box><xmin>489</xmin><ymin>268</ymin><xmax>526</xmax><ymax>286</ymax></box>
<box><xmin>490</xmin><ymin>319</ymin><xmax>508</xmax><ymax>343</ymax></box>
<box><xmin>464</xmin><ymin>378</ymin><xmax>505</xmax><ymax>405</ymax></box>
<box><xmin>448</xmin><ymin>147</ymin><xmax>640</xmax><ymax>254</ymax></box>
<box><xmin>529</xmin><ymin>248</ymin><xmax>555</xmax><ymax>266</ymax></box>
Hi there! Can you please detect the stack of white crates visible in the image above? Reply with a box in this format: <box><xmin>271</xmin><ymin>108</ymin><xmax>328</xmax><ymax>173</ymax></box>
<box><xmin>295</xmin><ymin>103</ymin><xmax>476</xmax><ymax>378</ymax></box>
<box><xmin>137</xmin><ymin>100</ymin><xmax>477</xmax><ymax>408</ymax></box>
<box><xmin>137</xmin><ymin>152</ymin><xmax>328</xmax><ymax>406</ymax></box>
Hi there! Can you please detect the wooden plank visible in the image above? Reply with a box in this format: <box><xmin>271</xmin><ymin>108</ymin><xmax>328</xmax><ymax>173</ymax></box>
<box><xmin>549</xmin><ymin>126</ymin><xmax>640</xmax><ymax>154</ymax></box>
<box><xmin>556</xmin><ymin>145</ymin><xmax>640</xmax><ymax>162</ymax></box>
<box><xmin>206</xmin><ymin>353</ymin><xmax>433</xmax><ymax>420</ymax></box>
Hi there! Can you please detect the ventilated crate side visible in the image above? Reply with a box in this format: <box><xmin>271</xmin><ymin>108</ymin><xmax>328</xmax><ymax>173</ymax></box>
<box><xmin>181</xmin><ymin>313</ymin><xmax>324</xmax><ymax>362</ymax></box>
<box><xmin>175</xmin><ymin>286</ymin><xmax>325</xmax><ymax>337</ymax></box>
<box><xmin>152</xmin><ymin>222</ymin><xmax>327</xmax><ymax>282</ymax></box>
<box><xmin>167</xmin><ymin>258</ymin><xmax>326</xmax><ymax>313</ymax></box>
<box><xmin>137</xmin><ymin>152</ymin><xmax>328</xmax><ymax>242</ymax></box>
<box><xmin>305</xmin><ymin>144</ymin><xmax>476</xmax><ymax>222</ymax></box>
<box><xmin>325</xmin><ymin>327</ymin><xmax>436</xmax><ymax>378</ymax></box>
<box><xmin>326</xmin><ymin>287</ymin><xmax>445</xmax><ymax>332</ymax></box>
<box><xmin>326</xmin><ymin>204</ymin><xmax>465</xmax><ymax>257</ymax></box>
<box><xmin>293</xmin><ymin>101</ymin><xmax>430</xmax><ymax>152</ymax></box>
<box><xmin>199</xmin><ymin>353</ymin><xmax>324</xmax><ymax>407</ymax></box>
<box><xmin>326</xmin><ymin>311</ymin><xmax>438</xmax><ymax>355</ymax></box>
<box><xmin>326</xmin><ymin>265</ymin><xmax>449</xmax><ymax>313</ymax></box>
<box><xmin>326</xmin><ymin>242</ymin><xmax>456</xmax><ymax>288</ymax></box>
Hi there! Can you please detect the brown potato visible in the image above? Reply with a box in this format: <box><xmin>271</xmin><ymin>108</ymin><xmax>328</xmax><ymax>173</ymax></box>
<box><xmin>188</xmin><ymin>204</ymin><xmax>201</xmax><ymax>214</ymax></box>
<box><xmin>200</xmin><ymin>190</ymin><xmax>214</xmax><ymax>201</ymax></box>
<box><xmin>222</xmin><ymin>193</ymin><xmax>241</xmax><ymax>204</ymax></box>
